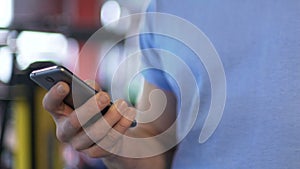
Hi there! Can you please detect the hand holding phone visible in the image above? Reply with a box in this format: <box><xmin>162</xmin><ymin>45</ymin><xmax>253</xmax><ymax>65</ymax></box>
<box><xmin>30</xmin><ymin>65</ymin><xmax>136</xmax><ymax>127</ymax></box>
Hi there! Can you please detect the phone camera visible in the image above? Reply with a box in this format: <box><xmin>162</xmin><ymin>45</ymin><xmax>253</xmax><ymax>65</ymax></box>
<box><xmin>45</xmin><ymin>76</ymin><xmax>55</xmax><ymax>83</ymax></box>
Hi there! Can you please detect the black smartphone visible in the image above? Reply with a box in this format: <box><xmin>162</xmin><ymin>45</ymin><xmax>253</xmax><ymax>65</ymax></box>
<box><xmin>30</xmin><ymin>65</ymin><xmax>136</xmax><ymax>127</ymax></box>
<box><xmin>30</xmin><ymin>65</ymin><xmax>101</xmax><ymax>109</ymax></box>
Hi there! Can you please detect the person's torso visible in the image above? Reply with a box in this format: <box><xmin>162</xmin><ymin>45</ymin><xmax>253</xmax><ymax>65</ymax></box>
<box><xmin>147</xmin><ymin>0</ymin><xmax>300</xmax><ymax>168</ymax></box>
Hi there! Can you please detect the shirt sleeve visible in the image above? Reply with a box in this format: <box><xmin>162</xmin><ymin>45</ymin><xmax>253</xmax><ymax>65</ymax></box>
<box><xmin>139</xmin><ymin>0</ymin><xmax>173</xmax><ymax>91</ymax></box>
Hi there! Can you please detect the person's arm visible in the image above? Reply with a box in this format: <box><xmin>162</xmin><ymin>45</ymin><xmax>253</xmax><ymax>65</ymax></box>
<box><xmin>42</xmin><ymin>80</ymin><xmax>177</xmax><ymax>169</ymax></box>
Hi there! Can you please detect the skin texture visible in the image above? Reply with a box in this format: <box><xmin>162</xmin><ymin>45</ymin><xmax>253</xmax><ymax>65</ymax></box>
<box><xmin>42</xmin><ymin>80</ymin><xmax>177</xmax><ymax>169</ymax></box>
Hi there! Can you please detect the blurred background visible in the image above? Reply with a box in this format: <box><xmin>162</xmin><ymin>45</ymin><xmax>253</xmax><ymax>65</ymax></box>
<box><xmin>0</xmin><ymin>0</ymin><xmax>149</xmax><ymax>168</ymax></box>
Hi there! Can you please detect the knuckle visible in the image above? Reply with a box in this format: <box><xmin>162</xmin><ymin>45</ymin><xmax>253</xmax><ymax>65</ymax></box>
<box><xmin>122</xmin><ymin>107</ymin><xmax>136</xmax><ymax>123</ymax></box>
<box><xmin>87</xmin><ymin>151</ymin><xmax>100</xmax><ymax>158</ymax></box>
<box><xmin>67</xmin><ymin>113</ymin><xmax>80</xmax><ymax>130</ymax></box>
<box><xmin>118</xmin><ymin>120</ymin><xmax>130</xmax><ymax>130</ymax></box>
<box><xmin>106</xmin><ymin>133</ymin><xmax>116</xmax><ymax>142</ymax></box>
<box><xmin>84</xmin><ymin>148</ymin><xmax>102</xmax><ymax>158</ymax></box>
<box><xmin>56</xmin><ymin>128</ymin><xmax>69</xmax><ymax>143</ymax></box>
<box><xmin>42</xmin><ymin>94</ymin><xmax>52</xmax><ymax>111</ymax></box>
<box><xmin>96</xmin><ymin>92</ymin><xmax>110</xmax><ymax>108</ymax></box>
<box><xmin>56</xmin><ymin>117</ymin><xmax>81</xmax><ymax>143</ymax></box>
<box><xmin>115</xmin><ymin>100</ymin><xmax>128</xmax><ymax>114</ymax></box>
<box><xmin>56</xmin><ymin>120</ymin><xmax>73</xmax><ymax>142</ymax></box>
<box><xmin>97</xmin><ymin>132</ymin><xmax>123</xmax><ymax>156</ymax></box>
<box><xmin>127</xmin><ymin>107</ymin><xmax>137</xmax><ymax>114</ymax></box>
<box><xmin>70</xmin><ymin>140</ymin><xmax>81</xmax><ymax>151</ymax></box>
<box><xmin>128</xmin><ymin>107</ymin><xmax>137</xmax><ymax>118</ymax></box>
<box><xmin>107</xmin><ymin>130</ymin><xmax>121</xmax><ymax>142</ymax></box>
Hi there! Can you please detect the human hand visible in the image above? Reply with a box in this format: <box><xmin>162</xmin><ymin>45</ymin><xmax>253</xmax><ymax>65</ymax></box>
<box><xmin>42</xmin><ymin>80</ymin><xmax>136</xmax><ymax>157</ymax></box>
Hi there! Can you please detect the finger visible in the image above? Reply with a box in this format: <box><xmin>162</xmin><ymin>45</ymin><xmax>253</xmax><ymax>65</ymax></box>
<box><xmin>112</xmin><ymin>107</ymin><xmax>136</xmax><ymax>134</ymax></box>
<box><xmin>76</xmin><ymin>91</ymin><xmax>111</xmax><ymax>126</ymax></box>
<box><xmin>81</xmin><ymin>129</ymin><xmax>126</xmax><ymax>158</ymax></box>
<box><xmin>97</xmin><ymin>129</ymin><xmax>123</xmax><ymax>155</ymax></box>
<box><xmin>81</xmin><ymin>143</ymin><xmax>111</xmax><ymax>158</ymax></box>
<box><xmin>95</xmin><ymin>108</ymin><xmax>136</xmax><ymax>153</ymax></box>
<box><xmin>84</xmin><ymin>80</ymin><xmax>112</xmax><ymax>116</ymax></box>
<box><xmin>103</xmin><ymin>100</ymin><xmax>128</xmax><ymax>126</ymax></box>
<box><xmin>43</xmin><ymin>81</ymin><xmax>70</xmax><ymax>114</ymax></box>
<box><xmin>57</xmin><ymin>91</ymin><xmax>111</xmax><ymax>142</ymax></box>
<box><xmin>70</xmin><ymin>104</ymin><xmax>135</xmax><ymax>150</ymax></box>
<box><xmin>73</xmin><ymin>100</ymin><xmax>127</xmax><ymax>148</ymax></box>
<box><xmin>85</xmin><ymin>79</ymin><xmax>100</xmax><ymax>91</ymax></box>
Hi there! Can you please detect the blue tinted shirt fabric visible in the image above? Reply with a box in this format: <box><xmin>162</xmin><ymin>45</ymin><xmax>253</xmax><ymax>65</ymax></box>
<box><xmin>140</xmin><ymin>0</ymin><xmax>300</xmax><ymax>169</ymax></box>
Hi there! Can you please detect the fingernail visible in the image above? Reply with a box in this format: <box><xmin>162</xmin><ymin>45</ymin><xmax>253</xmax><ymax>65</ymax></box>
<box><xmin>125</xmin><ymin>108</ymin><xmax>136</xmax><ymax>120</ymax></box>
<box><xmin>116</xmin><ymin>101</ymin><xmax>127</xmax><ymax>112</ymax></box>
<box><xmin>99</xmin><ymin>92</ymin><xmax>109</xmax><ymax>104</ymax></box>
<box><xmin>124</xmin><ymin>109</ymin><xmax>137</xmax><ymax>127</ymax></box>
<box><xmin>57</xmin><ymin>84</ymin><xmax>66</xmax><ymax>95</ymax></box>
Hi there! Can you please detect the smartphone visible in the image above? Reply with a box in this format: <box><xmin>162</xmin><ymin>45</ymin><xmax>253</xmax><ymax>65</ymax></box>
<box><xmin>30</xmin><ymin>65</ymin><xmax>136</xmax><ymax>127</ymax></box>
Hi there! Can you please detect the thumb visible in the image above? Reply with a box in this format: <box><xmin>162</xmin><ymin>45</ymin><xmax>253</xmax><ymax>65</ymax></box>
<box><xmin>43</xmin><ymin>81</ymin><xmax>70</xmax><ymax>113</ymax></box>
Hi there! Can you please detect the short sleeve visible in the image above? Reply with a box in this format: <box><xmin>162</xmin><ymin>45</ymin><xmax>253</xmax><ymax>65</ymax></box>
<box><xmin>139</xmin><ymin>0</ymin><xmax>173</xmax><ymax>91</ymax></box>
